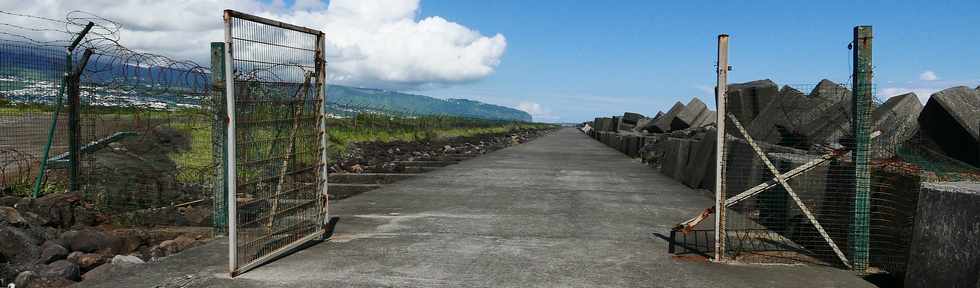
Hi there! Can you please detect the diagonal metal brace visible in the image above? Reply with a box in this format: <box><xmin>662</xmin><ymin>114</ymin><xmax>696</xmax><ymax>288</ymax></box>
<box><xmin>725</xmin><ymin>113</ymin><xmax>851</xmax><ymax>268</ymax></box>
<box><xmin>673</xmin><ymin>152</ymin><xmax>839</xmax><ymax>232</ymax></box>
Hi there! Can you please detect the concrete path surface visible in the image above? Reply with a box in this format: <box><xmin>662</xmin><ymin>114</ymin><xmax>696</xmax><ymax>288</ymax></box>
<box><xmin>78</xmin><ymin>127</ymin><xmax>873</xmax><ymax>288</ymax></box>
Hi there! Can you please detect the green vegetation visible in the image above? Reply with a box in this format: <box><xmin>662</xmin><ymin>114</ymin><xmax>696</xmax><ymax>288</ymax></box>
<box><xmin>162</xmin><ymin>111</ymin><xmax>554</xmax><ymax>186</ymax></box>
<box><xmin>0</xmin><ymin>101</ymin><xmax>553</xmax><ymax>198</ymax></box>
<box><xmin>165</xmin><ymin>113</ymin><xmax>553</xmax><ymax>175</ymax></box>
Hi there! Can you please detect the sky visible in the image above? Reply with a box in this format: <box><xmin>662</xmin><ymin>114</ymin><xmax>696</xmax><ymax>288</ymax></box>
<box><xmin>2</xmin><ymin>0</ymin><xmax>979</xmax><ymax>122</ymax></box>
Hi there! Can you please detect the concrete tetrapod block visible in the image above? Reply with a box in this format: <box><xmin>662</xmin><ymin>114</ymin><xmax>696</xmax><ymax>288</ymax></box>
<box><xmin>633</xmin><ymin>117</ymin><xmax>653</xmax><ymax>132</ymax></box>
<box><xmin>800</xmin><ymin>80</ymin><xmax>852</xmax><ymax>146</ymax></box>
<box><xmin>690</xmin><ymin>110</ymin><xmax>716</xmax><ymax>129</ymax></box>
<box><xmin>648</xmin><ymin>102</ymin><xmax>686</xmax><ymax>133</ymax></box>
<box><xmin>868</xmin><ymin>168</ymin><xmax>921</xmax><ymax>276</ymax></box>
<box><xmin>602</xmin><ymin>117</ymin><xmax>616</xmax><ymax>132</ymax></box>
<box><xmin>746</xmin><ymin>85</ymin><xmax>812</xmax><ymax>145</ymax></box>
<box><xmin>622</xmin><ymin>112</ymin><xmax>645</xmax><ymax>125</ymax></box>
<box><xmin>658</xmin><ymin>138</ymin><xmax>682</xmax><ymax>177</ymax></box>
<box><xmin>905</xmin><ymin>182</ymin><xmax>980</xmax><ymax>288</ymax></box>
<box><xmin>713</xmin><ymin>135</ymin><xmax>808</xmax><ymax>196</ymax></box>
<box><xmin>624</xmin><ymin>134</ymin><xmax>641</xmax><ymax>158</ymax></box>
<box><xmin>652</xmin><ymin>111</ymin><xmax>664</xmax><ymax>122</ymax></box>
<box><xmin>872</xmin><ymin>93</ymin><xmax>922</xmax><ymax>159</ymax></box>
<box><xmin>671</xmin><ymin>98</ymin><xmax>708</xmax><ymax>131</ymax></box>
<box><xmin>659</xmin><ymin>138</ymin><xmax>696</xmax><ymax>182</ymax></box>
<box><xmin>640</xmin><ymin>135</ymin><xmax>668</xmax><ymax>168</ymax></box>
<box><xmin>726</xmin><ymin>79</ymin><xmax>779</xmax><ymax>126</ymax></box>
<box><xmin>917</xmin><ymin>86</ymin><xmax>980</xmax><ymax>167</ymax></box>
<box><xmin>618</xmin><ymin>123</ymin><xmax>635</xmax><ymax>132</ymax></box>
<box><xmin>611</xmin><ymin>116</ymin><xmax>622</xmax><ymax>132</ymax></box>
<box><xmin>682</xmin><ymin>129</ymin><xmax>717</xmax><ymax>189</ymax></box>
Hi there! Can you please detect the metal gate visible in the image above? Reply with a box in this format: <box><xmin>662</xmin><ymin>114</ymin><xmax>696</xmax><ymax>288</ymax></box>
<box><xmin>223</xmin><ymin>10</ymin><xmax>329</xmax><ymax>276</ymax></box>
<box><xmin>713</xmin><ymin>28</ymin><xmax>873</xmax><ymax>270</ymax></box>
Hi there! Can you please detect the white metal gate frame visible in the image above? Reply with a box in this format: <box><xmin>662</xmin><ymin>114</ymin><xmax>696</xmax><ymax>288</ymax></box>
<box><xmin>223</xmin><ymin>9</ymin><xmax>329</xmax><ymax>277</ymax></box>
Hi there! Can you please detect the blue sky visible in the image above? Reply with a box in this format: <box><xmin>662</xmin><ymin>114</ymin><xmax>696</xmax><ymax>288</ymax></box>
<box><xmin>16</xmin><ymin>0</ymin><xmax>974</xmax><ymax>123</ymax></box>
<box><xmin>403</xmin><ymin>0</ymin><xmax>980</xmax><ymax>122</ymax></box>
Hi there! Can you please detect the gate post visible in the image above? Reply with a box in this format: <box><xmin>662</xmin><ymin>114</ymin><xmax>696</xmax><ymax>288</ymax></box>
<box><xmin>223</xmin><ymin>10</ymin><xmax>239</xmax><ymax>276</ymax></box>
<box><xmin>714</xmin><ymin>34</ymin><xmax>729</xmax><ymax>262</ymax></box>
<box><xmin>210</xmin><ymin>42</ymin><xmax>228</xmax><ymax>233</ymax></box>
<box><xmin>849</xmin><ymin>25</ymin><xmax>873</xmax><ymax>272</ymax></box>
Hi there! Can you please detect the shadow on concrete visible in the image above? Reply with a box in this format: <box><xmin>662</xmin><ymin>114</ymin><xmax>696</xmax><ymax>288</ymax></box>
<box><xmin>652</xmin><ymin>232</ymin><xmax>711</xmax><ymax>258</ymax></box>
<box><xmin>239</xmin><ymin>216</ymin><xmax>341</xmax><ymax>276</ymax></box>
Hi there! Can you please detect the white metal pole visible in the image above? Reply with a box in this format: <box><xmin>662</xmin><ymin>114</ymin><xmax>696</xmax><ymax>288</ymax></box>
<box><xmin>317</xmin><ymin>33</ymin><xmax>330</xmax><ymax>231</ymax></box>
<box><xmin>223</xmin><ymin>10</ymin><xmax>238</xmax><ymax>276</ymax></box>
<box><xmin>714</xmin><ymin>34</ymin><xmax>729</xmax><ymax>262</ymax></box>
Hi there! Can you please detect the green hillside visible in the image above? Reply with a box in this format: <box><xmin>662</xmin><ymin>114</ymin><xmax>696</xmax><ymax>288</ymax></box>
<box><xmin>327</xmin><ymin>85</ymin><xmax>532</xmax><ymax>122</ymax></box>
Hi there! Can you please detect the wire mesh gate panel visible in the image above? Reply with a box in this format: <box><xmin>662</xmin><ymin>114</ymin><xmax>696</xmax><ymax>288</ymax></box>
<box><xmin>224</xmin><ymin>10</ymin><xmax>328</xmax><ymax>276</ymax></box>
<box><xmin>720</xmin><ymin>82</ymin><xmax>863</xmax><ymax>268</ymax></box>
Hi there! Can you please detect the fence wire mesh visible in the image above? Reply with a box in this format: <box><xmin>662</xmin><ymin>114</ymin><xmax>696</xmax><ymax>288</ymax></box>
<box><xmin>721</xmin><ymin>82</ymin><xmax>860</xmax><ymax>268</ymax></box>
<box><xmin>0</xmin><ymin>39</ymin><xmax>68</xmax><ymax>195</ymax></box>
<box><xmin>715</xmin><ymin>80</ymin><xmax>980</xmax><ymax>276</ymax></box>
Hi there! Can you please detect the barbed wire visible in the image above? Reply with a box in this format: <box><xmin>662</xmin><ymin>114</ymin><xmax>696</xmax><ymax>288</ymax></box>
<box><xmin>0</xmin><ymin>9</ymin><xmax>211</xmax><ymax>100</ymax></box>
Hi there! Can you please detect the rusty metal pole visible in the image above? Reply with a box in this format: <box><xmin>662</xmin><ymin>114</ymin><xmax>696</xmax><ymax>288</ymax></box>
<box><xmin>67</xmin><ymin>48</ymin><xmax>93</xmax><ymax>194</ymax></box>
<box><xmin>714</xmin><ymin>34</ymin><xmax>729</xmax><ymax>262</ymax></box>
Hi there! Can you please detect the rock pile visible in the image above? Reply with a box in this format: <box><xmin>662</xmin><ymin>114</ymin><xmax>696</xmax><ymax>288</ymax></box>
<box><xmin>330</xmin><ymin>128</ymin><xmax>555</xmax><ymax>174</ymax></box>
<box><xmin>0</xmin><ymin>192</ymin><xmax>209</xmax><ymax>288</ymax></box>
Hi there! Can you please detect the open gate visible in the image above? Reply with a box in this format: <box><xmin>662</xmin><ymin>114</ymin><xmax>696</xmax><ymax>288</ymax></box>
<box><xmin>223</xmin><ymin>10</ymin><xmax>329</xmax><ymax>276</ymax></box>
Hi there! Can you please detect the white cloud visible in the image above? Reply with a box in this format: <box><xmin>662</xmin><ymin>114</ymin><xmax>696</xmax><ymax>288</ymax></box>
<box><xmin>0</xmin><ymin>0</ymin><xmax>507</xmax><ymax>90</ymax></box>
<box><xmin>919</xmin><ymin>70</ymin><xmax>938</xmax><ymax>81</ymax></box>
<box><xmin>516</xmin><ymin>101</ymin><xmax>558</xmax><ymax>122</ymax></box>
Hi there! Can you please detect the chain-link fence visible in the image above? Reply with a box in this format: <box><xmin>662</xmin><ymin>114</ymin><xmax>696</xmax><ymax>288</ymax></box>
<box><xmin>720</xmin><ymin>81</ymin><xmax>863</xmax><ymax>268</ymax></box>
<box><xmin>0</xmin><ymin>38</ymin><xmax>68</xmax><ymax>195</ymax></box>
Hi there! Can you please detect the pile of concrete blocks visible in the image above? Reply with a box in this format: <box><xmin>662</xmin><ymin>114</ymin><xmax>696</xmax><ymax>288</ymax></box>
<box><xmin>904</xmin><ymin>182</ymin><xmax>980</xmax><ymax>288</ymax></box>
<box><xmin>745</xmin><ymin>80</ymin><xmax>851</xmax><ymax>147</ymax></box>
<box><xmin>640</xmin><ymin>98</ymin><xmax>717</xmax><ymax>134</ymax></box>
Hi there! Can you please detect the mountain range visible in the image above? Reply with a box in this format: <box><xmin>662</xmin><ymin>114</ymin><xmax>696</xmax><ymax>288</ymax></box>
<box><xmin>326</xmin><ymin>85</ymin><xmax>531</xmax><ymax>121</ymax></box>
<box><xmin>0</xmin><ymin>43</ymin><xmax>531</xmax><ymax>121</ymax></box>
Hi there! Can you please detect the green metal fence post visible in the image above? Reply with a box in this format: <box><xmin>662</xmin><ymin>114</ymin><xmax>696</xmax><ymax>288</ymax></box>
<box><xmin>849</xmin><ymin>25</ymin><xmax>873</xmax><ymax>272</ymax></box>
<box><xmin>31</xmin><ymin>22</ymin><xmax>93</xmax><ymax>198</ymax></box>
<box><xmin>210</xmin><ymin>42</ymin><xmax>228</xmax><ymax>232</ymax></box>
<box><xmin>31</xmin><ymin>53</ymin><xmax>70</xmax><ymax>198</ymax></box>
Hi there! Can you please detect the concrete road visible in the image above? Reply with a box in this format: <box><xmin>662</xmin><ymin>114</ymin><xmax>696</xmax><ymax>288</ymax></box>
<box><xmin>79</xmin><ymin>127</ymin><xmax>874</xmax><ymax>288</ymax></box>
